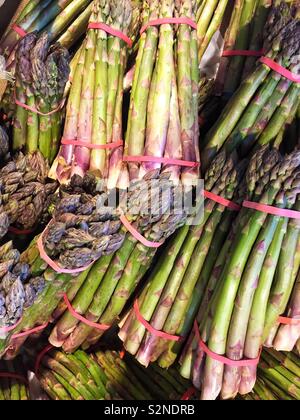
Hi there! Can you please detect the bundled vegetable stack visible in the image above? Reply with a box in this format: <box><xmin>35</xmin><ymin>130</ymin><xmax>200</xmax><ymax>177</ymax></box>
<box><xmin>0</xmin><ymin>0</ymin><xmax>95</xmax><ymax>64</ymax></box>
<box><xmin>241</xmin><ymin>348</ymin><xmax>300</xmax><ymax>400</ymax></box>
<box><xmin>118</xmin><ymin>150</ymin><xmax>245</xmax><ymax>368</ymax></box>
<box><xmin>180</xmin><ymin>146</ymin><xmax>300</xmax><ymax>400</ymax></box>
<box><xmin>202</xmin><ymin>1</ymin><xmax>300</xmax><ymax>170</ymax></box>
<box><xmin>0</xmin><ymin>358</ymin><xmax>29</xmax><ymax>400</ymax></box>
<box><xmin>55</xmin><ymin>0</ymin><xmax>132</xmax><ymax>187</ymax></box>
<box><xmin>0</xmin><ymin>148</ymin><xmax>57</xmax><ymax>240</ymax></box>
<box><xmin>13</xmin><ymin>32</ymin><xmax>70</xmax><ymax>163</ymax></box>
<box><xmin>36</xmin><ymin>348</ymin><xmax>192</xmax><ymax>400</ymax></box>
<box><xmin>46</xmin><ymin>0</ymin><xmax>200</xmax><ymax>354</ymax></box>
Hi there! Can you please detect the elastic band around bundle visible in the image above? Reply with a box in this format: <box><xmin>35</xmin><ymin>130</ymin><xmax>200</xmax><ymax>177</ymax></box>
<box><xmin>11</xmin><ymin>24</ymin><xmax>27</xmax><ymax>38</ymax></box>
<box><xmin>0</xmin><ymin>317</ymin><xmax>23</xmax><ymax>334</ymax></box>
<box><xmin>37</xmin><ymin>223</ymin><xmax>94</xmax><ymax>274</ymax></box>
<box><xmin>11</xmin><ymin>322</ymin><xmax>49</xmax><ymax>339</ymax></box>
<box><xmin>61</xmin><ymin>138</ymin><xmax>124</xmax><ymax>150</ymax></box>
<box><xmin>35</xmin><ymin>344</ymin><xmax>54</xmax><ymax>377</ymax></box>
<box><xmin>260</xmin><ymin>57</ymin><xmax>300</xmax><ymax>83</ymax></box>
<box><xmin>0</xmin><ymin>372</ymin><xmax>28</xmax><ymax>385</ymax></box>
<box><xmin>204</xmin><ymin>190</ymin><xmax>241</xmax><ymax>211</ymax></box>
<box><xmin>222</xmin><ymin>49</ymin><xmax>264</xmax><ymax>57</ymax></box>
<box><xmin>140</xmin><ymin>17</ymin><xmax>197</xmax><ymax>35</ymax></box>
<box><xmin>278</xmin><ymin>316</ymin><xmax>300</xmax><ymax>325</ymax></box>
<box><xmin>120</xmin><ymin>215</ymin><xmax>163</xmax><ymax>248</ymax></box>
<box><xmin>193</xmin><ymin>321</ymin><xmax>260</xmax><ymax>367</ymax></box>
<box><xmin>15</xmin><ymin>96</ymin><xmax>65</xmax><ymax>116</ymax></box>
<box><xmin>63</xmin><ymin>294</ymin><xmax>110</xmax><ymax>331</ymax></box>
<box><xmin>181</xmin><ymin>387</ymin><xmax>197</xmax><ymax>400</ymax></box>
<box><xmin>8</xmin><ymin>226</ymin><xmax>34</xmax><ymax>235</ymax></box>
<box><xmin>123</xmin><ymin>155</ymin><xmax>200</xmax><ymax>168</ymax></box>
<box><xmin>134</xmin><ymin>300</ymin><xmax>183</xmax><ymax>342</ymax></box>
<box><xmin>243</xmin><ymin>201</ymin><xmax>300</xmax><ymax>219</ymax></box>
<box><xmin>88</xmin><ymin>22</ymin><xmax>132</xmax><ymax>47</ymax></box>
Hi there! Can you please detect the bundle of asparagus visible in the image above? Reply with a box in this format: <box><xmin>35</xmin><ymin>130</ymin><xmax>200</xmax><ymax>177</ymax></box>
<box><xmin>36</xmin><ymin>348</ymin><xmax>192</xmax><ymax>400</ymax></box>
<box><xmin>1</xmin><ymin>165</ymin><xmax>188</xmax><ymax>358</ymax></box>
<box><xmin>202</xmin><ymin>1</ymin><xmax>300</xmax><ymax>171</ymax></box>
<box><xmin>180</xmin><ymin>147</ymin><xmax>300</xmax><ymax>400</ymax></box>
<box><xmin>13</xmin><ymin>32</ymin><xmax>70</xmax><ymax>163</ymax></box>
<box><xmin>241</xmin><ymin>348</ymin><xmax>300</xmax><ymax>400</ymax></box>
<box><xmin>0</xmin><ymin>0</ymin><xmax>94</xmax><ymax>63</ymax></box>
<box><xmin>0</xmin><ymin>358</ymin><xmax>29</xmax><ymax>400</ymax></box>
<box><xmin>118</xmin><ymin>151</ymin><xmax>245</xmax><ymax>368</ymax></box>
<box><xmin>55</xmin><ymin>0</ymin><xmax>132</xmax><ymax>187</ymax></box>
<box><xmin>0</xmin><ymin>151</ymin><xmax>57</xmax><ymax>239</ymax></box>
<box><xmin>124</xmin><ymin>0</ymin><xmax>200</xmax><ymax>186</ymax></box>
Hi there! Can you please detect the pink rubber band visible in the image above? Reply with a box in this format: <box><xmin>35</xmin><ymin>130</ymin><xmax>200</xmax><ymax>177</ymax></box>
<box><xmin>0</xmin><ymin>318</ymin><xmax>23</xmax><ymax>334</ymax></box>
<box><xmin>278</xmin><ymin>316</ymin><xmax>300</xmax><ymax>325</ymax></box>
<box><xmin>140</xmin><ymin>17</ymin><xmax>197</xmax><ymax>35</ymax></box>
<box><xmin>243</xmin><ymin>201</ymin><xmax>300</xmax><ymax>219</ymax></box>
<box><xmin>204</xmin><ymin>190</ymin><xmax>241</xmax><ymax>211</ymax></box>
<box><xmin>88</xmin><ymin>22</ymin><xmax>132</xmax><ymax>47</ymax></box>
<box><xmin>134</xmin><ymin>300</ymin><xmax>183</xmax><ymax>342</ymax></box>
<box><xmin>12</xmin><ymin>322</ymin><xmax>49</xmax><ymax>339</ymax></box>
<box><xmin>63</xmin><ymin>293</ymin><xmax>110</xmax><ymax>331</ymax></box>
<box><xmin>123</xmin><ymin>155</ymin><xmax>200</xmax><ymax>168</ymax></box>
<box><xmin>120</xmin><ymin>215</ymin><xmax>163</xmax><ymax>248</ymax></box>
<box><xmin>37</xmin><ymin>223</ymin><xmax>94</xmax><ymax>274</ymax></box>
<box><xmin>223</xmin><ymin>49</ymin><xmax>264</xmax><ymax>57</ymax></box>
<box><xmin>61</xmin><ymin>138</ymin><xmax>123</xmax><ymax>150</ymax></box>
<box><xmin>8</xmin><ymin>226</ymin><xmax>34</xmax><ymax>235</ymax></box>
<box><xmin>11</xmin><ymin>24</ymin><xmax>27</xmax><ymax>38</ymax></box>
<box><xmin>181</xmin><ymin>387</ymin><xmax>197</xmax><ymax>400</ymax></box>
<box><xmin>260</xmin><ymin>57</ymin><xmax>300</xmax><ymax>83</ymax></box>
<box><xmin>193</xmin><ymin>321</ymin><xmax>260</xmax><ymax>367</ymax></box>
<box><xmin>0</xmin><ymin>372</ymin><xmax>28</xmax><ymax>385</ymax></box>
<box><xmin>34</xmin><ymin>344</ymin><xmax>54</xmax><ymax>377</ymax></box>
<box><xmin>15</xmin><ymin>96</ymin><xmax>65</xmax><ymax>116</ymax></box>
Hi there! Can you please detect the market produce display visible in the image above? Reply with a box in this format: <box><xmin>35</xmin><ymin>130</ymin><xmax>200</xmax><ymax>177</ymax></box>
<box><xmin>0</xmin><ymin>0</ymin><xmax>299</xmax><ymax>402</ymax></box>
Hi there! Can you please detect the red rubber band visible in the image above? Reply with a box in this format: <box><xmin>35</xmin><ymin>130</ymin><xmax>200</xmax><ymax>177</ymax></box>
<box><xmin>0</xmin><ymin>372</ymin><xmax>28</xmax><ymax>385</ymax></box>
<box><xmin>15</xmin><ymin>94</ymin><xmax>65</xmax><ymax>116</ymax></box>
<box><xmin>134</xmin><ymin>300</ymin><xmax>183</xmax><ymax>342</ymax></box>
<box><xmin>278</xmin><ymin>316</ymin><xmax>300</xmax><ymax>325</ymax></box>
<box><xmin>34</xmin><ymin>344</ymin><xmax>54</xmax><ymax>377</ymax></box>
<box><xmin>260</xmin><ymin>57</ymin><xmax>300</xmax><ymax>83</ymax></box>
<box><xmin>63</xmin><ymin>293</ymin><xmax>110</xmax><ymax>331</ymax></box>
<box><xmin>222</xmin><ymin>49</ymin><xmax>264</xmax><ymax>57</ymax></box>
<box><xmin>204</xmin><ymin>190</ymin><xmax>241</xmax><ymax>211</ymax></box>
<box><xmin>61</xmin><ymin>138</ymin><xmax>123</xmax><ymax>150</ymax></box>
<box><xmin>120</xmin><ymin>215</ymin><xmax>163</xmax><ymax>248</ymax></box>
<box><xmin>8</xmin><ymin>226</ymin><xmax>34</xmax><ymax>235</ymax></box>
<box><xmin>37</xmin><ymin>222</ymin><xmax>94</xmax><ymax>274</ymax></box>
<box><xmin>140</xmin><ymin>17</ymin><xmax>197</xmax><ymax>35</ymax></box>
<box><xmin>88</xmin><ymin>22</ymin><xmax>132</xmax><ymax>47</ymax></box>
<box><xmin>119</xmin><ymin>349</ymin><xmax>126</xmax><ymax>359</ymax></box>
<box><xmin>243</xmin><ymin>201</ymin><xmax>300</xmax><ymax>219</ymax></box>
<box><xmin>193</xmin><ymin>321</ymin><xmax>260</xmax><ymax>367</ymax></box>
<box><xmin>0</xmin><ymin>318</ymin><xmax>23</xmax><ymax>334</ymax></box>
<box><xmin>11</xmin><ymin>24</ymin><xmax>27</xmax><ymax>38</ymax></box>
<box><xmin>12</xmin><ymin>322</ymin><xmax>49</xmax><ymax>339</ymax></box>
<box><xmin>123</xmin><ymin>155</ymin><xmax>200</xmax><ymax>168</ymax></box>
<box><xmin>181</xmin><ymin>387</ymin><xmax>197</xmax><ymax>400</ymax></box>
